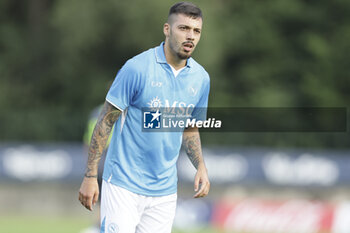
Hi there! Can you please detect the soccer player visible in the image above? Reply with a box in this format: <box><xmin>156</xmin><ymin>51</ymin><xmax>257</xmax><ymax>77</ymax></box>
<box><xmin>79</xmin><ymin>2</ymin><xmax>210</xmax><ymax>233</ymax></box>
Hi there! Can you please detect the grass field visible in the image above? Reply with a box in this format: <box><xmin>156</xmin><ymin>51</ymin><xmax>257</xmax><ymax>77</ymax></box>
<box><xmin>0</xmin><ymin>215</ymin><xmax>94</xmax><ymax>233</ymax></box>
<box><xmin>0</xmin><ymin>215</ymin><xmax>220</xmax><ymax>233</ymax></box>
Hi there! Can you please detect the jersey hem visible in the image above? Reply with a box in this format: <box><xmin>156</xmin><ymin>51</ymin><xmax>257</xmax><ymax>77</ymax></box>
<box><xmin>102</xmin><ymin>177</ymin><xmax>177</xmax><ymax>197</ymax></box>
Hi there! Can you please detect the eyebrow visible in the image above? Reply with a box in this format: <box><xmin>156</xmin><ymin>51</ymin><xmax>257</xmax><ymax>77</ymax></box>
<box><xmin>178</xmin><ymin>24</ymin><xmax>201</xmax><ymax>31</ymax></box>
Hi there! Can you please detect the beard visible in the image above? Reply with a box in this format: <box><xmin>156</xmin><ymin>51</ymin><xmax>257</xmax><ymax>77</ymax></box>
<box><xmin>168</xmin><ymin>32</ymin><xmax>193</xmax><ymax>60</ymax></box>
<box><xmin>176</xmin><ymin>50</ymin><xmax>191</xmax><ymax>60</ymax></box>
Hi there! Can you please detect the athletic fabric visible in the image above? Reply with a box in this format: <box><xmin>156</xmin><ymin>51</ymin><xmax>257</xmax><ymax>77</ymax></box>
<box><xmin>100</xmin><ymin>180</ymin><xmax>177</xmax><ymax>233</ymax></box>
<box><xmin>103</xmin><ymin>42</ymin><xmax>210</xmax><ymax>196</ymax></box>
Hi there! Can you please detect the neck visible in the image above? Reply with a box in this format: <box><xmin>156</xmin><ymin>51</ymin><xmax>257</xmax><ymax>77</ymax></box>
<box><xmin>163</xmin><ymin>42</ymin><xmax>187</xmax><ymax>70</ymax></box>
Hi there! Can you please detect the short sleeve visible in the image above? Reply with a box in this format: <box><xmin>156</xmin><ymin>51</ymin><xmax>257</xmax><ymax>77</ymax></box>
<box><xmin>106</xmin><ymin>60</ymin><xmax>141</xmax><ymax>111</ymax></box>
<box><xmin>191</xmin><ymin>78</ymin><xmax>210</xmax><ymax>121</ymax></box>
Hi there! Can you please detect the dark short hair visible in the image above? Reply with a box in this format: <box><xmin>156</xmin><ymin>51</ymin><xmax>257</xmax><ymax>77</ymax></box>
<box><xmin>168</xmin><ymin>2</ymin><xmax>202</xmax><ymax>19</ymax></box>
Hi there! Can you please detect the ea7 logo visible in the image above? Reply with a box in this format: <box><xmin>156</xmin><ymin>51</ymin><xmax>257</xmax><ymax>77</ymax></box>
<box><xmin>151</xmin><ymin>81</ymin><xmax>162</xmax><ymax>87</ymax></box>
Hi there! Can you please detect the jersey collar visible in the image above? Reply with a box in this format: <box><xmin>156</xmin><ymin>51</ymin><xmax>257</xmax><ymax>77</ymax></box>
<box><xmin>155</xmin><ymin>42</ymin><xmax>193</xmax><ymax>68</ymax></box>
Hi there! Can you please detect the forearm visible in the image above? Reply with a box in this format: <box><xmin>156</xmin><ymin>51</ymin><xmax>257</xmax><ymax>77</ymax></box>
<box><xmin>85</xmin><ymin>102</ymin><xmax>121</xmax><ymax>177</ymax></box>
<box><xmin>182</xmin><ymin>127</ymin><xmax>205</xmax><ymax>170</ymax></box>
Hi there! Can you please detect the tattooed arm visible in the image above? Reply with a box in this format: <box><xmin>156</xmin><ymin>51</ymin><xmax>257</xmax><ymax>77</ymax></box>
<box><xmin>79</xmin><ymin>101</ymin><xmax>121</xmax><ymax>211</ymax></box>
<box><xmin>182</xmin><ymin>126</ymin><xmax>210</xmax><ymax>198</ymax></box>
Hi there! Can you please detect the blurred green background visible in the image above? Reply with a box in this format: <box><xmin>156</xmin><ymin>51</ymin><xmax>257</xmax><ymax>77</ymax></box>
<box><xmin>1</xmin><ymin>0</ymin><xmax>349</xmax><ymax>148</ymax></box>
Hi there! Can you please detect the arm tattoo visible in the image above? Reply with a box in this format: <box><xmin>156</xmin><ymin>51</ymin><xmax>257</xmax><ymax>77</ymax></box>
<box><xmin>85</xmin><ymin>102</ymin><xmax>121</xmax><ymax>177</ymax></box>
<box><xmin>182</xmin><ymin>131</ymin><xmax>204</xmax><ymax>170</ymax></box>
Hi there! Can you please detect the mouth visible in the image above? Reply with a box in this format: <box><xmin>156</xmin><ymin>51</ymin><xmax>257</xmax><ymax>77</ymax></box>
<box><xmin>182</xmin><ymin>42</ymin><xmax>194</xmax><ymax>52</ymax></box>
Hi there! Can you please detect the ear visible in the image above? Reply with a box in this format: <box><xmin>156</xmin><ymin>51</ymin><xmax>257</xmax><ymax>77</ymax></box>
<box><xmin>163</xmin><ymin>23</ymin><xmax>170</xmax><ymax>38</ymax></box>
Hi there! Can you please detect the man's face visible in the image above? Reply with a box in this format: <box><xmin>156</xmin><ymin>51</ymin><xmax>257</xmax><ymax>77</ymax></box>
<box><xmin>164</xmin><ymin>14</ymin><xmax>203</xmax><ymax>60</ymax></box>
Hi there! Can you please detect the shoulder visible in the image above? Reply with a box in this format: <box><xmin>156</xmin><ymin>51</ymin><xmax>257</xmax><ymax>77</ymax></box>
<box><xmin>189</xmin><ymin>58</ymin><xmax>210</xmax><ymax>83</ymax></box>
<box><xmin>122</xmin><ymin>48</ymin><xmax>155</xmax><ymax>73</ymax></box>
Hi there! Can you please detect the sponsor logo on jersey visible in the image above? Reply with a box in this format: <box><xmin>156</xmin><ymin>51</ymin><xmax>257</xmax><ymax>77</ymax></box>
<box><xmin>144</xmin><ymin>96</ymin><xmax>221</xmax><ymax>130</ymax></box>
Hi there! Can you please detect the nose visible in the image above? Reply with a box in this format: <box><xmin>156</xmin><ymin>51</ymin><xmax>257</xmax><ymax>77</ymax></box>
<box><xmin>186</xmin><ymin>30</ymin><xmax>194</xmax><ymax>41</ymax></box>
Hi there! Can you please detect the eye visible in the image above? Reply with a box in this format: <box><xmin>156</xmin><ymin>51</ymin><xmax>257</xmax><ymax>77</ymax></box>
<box><xmin>194</xmin><ymin>29</ymin><xmax>201</xmax><ymax>34</ymax></box>
<box><xmin>179</xmin><ymin>26</ymin><xmax>186</xmax><ymax>30</ymax></box>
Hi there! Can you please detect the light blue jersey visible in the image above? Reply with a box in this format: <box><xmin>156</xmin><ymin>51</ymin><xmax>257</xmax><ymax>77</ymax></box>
<box><xmin>103</xmin><ymin>42</ymin><xmax>210</xmax><ymax>196</ymax></box>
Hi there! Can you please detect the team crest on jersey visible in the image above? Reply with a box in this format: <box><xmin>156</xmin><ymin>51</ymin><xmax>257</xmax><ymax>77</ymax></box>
<box><xmin>107</xmin><ymin>222</ymin><xmax>119</xmax><ymax>233</ymax></box>
<box><xmin>189</xmin><ymin>86</ymin><xmax>198</xmax><ymax>96</ymax></box>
